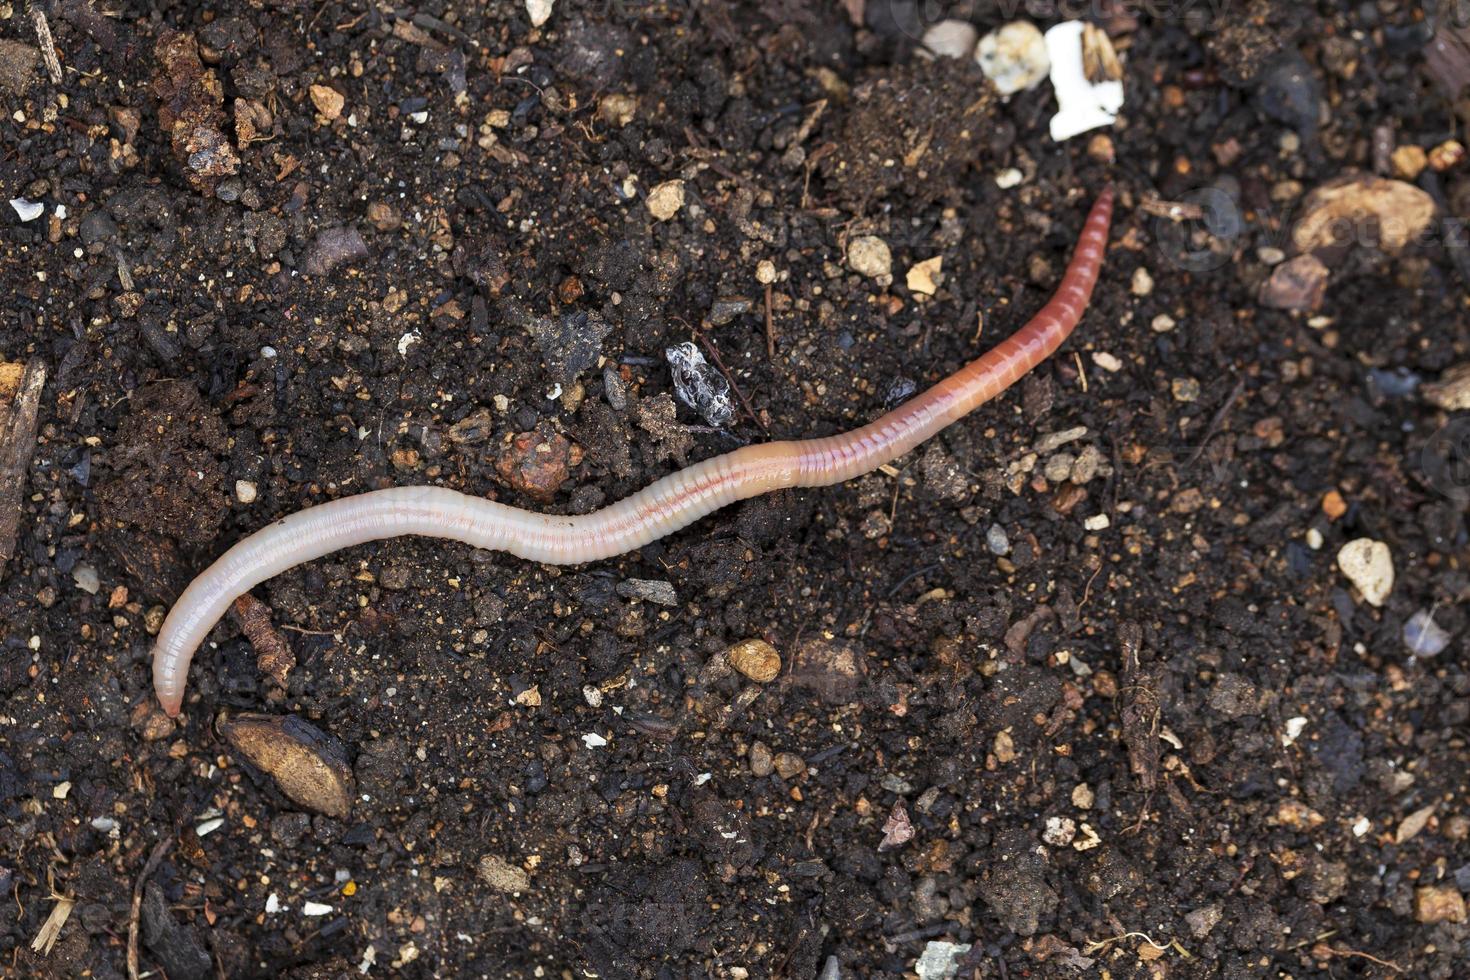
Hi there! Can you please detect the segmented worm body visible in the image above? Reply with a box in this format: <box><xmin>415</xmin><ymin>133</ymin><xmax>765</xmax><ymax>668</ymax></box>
<box><xmin>151</xmin><ymin>188</ymin><xmax>1115</xmax><ymax>716</ymax></box>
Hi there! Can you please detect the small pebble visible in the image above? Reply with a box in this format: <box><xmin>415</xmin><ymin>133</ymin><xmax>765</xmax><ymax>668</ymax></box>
<box><xmin>1259</xmin><ymin>254</ymin><xmax>1329</xmax><ymax>311</ymax></box>
<box><xmin>1083</xmin><ymin>513</ymin><xmax>1110</xmax><ymax>531</ymax></box>
<box><xmin>1391</xmin><ymin>145</ymin><xmax>1428</xmax><ymax>179</ymax></box>
<box><xmin>72</xmin><ymin>563</ymin><xmax>100</xmax><ymax>594</ymax></box>
<box><xmin>1403</xmin><ymin>609</ymin><xmax>1452</xmax><ymax>657</ymax></box>
<box><xmin>1150</xmin><ymin>313</ymin><xmax>1176</xmax><ymax>333</ymax></box>
<box><xmin>755</xmin><ymin>259</ymin><xmax>776</xmax><ymax>285</ymax></box>
<box><xmin>1305</xmin><ymin>527</ymin><xmax>1323</xmax><ymax>550</ymax></box>
<box><xmin>1414</xmin><ymin>886</ymin><xmax>1466</xmax><ymax>924</ymax></box>
<box><xmin>748</xmin><ymin>741</ymin><xmax>774</xmax><ymax>777</ymax></box>
<box><xmin>1171</xmin><ymin>378</ymin><xmax>1200</xmax><ymax>402</ymax></box>
<box><xmin>1071</xmin><ymin>783</ymin><xmax>1095</xmax><ymax>809</ymax></box>
<box><xmin>1257</xmin><ymin>246</ymin><xmax>1287</xmax><ymax>265</ymax></box>
<box><xmin>1042</xmin><ymin>816</ymin><xmax>1076</xmax><ymax>846</ymax></box>
<box><xmin>645</xmin><ymin>179</ymin><xmax>685</xmax><ymax>221</ymax></box>
<box><xmin>597</xmin><ymin>94</ymin><xmax>637</xmax><ymax>128</ymax></box>
<box><xmin>309</xmin><ymin>84</ymin><xmax>344</xmax><ymax>121</ymax></box>
<box><xmin>1337</xmin><ymin>538</ymin><xmax>1393</xmax><ymax>607</ymax></box>
<box><xmin>773</xmin><ymin>752</ymin><xmax>805</xmax><ymax>779</ymax></box>
<box><xmin>478</xmin><ymin>854</ymin><xmax>532</xmax><ymax>894</ymax></box>
<box><xmin>921</xmin><ymin>19</ymin><xmax>978</xmax><ymax>60</ymax></box>
<box><xmin>1430</xmin><ymin>139</ymin><xmax>1465</xmax><ymax>172</ymax></box>
<box><xmin>906</xmin><ymin>256</ymin><xmax>943</xmax><ymax>296</ymax></box>
<box><xmin>1130</xmin><ymin>267</ymin><xmax>1154</xmax><ymax>296</ymax></box>
<box><xmin>525</xmin><ymin>0</ymin><xmax>555</xmax><ymax>27</ymax></box>
<box><xmin>846</xmin><ymin>236</ymin><xmax>892</xmax><ymax>279</ymax></box>
<box><xmin>915</xmin><ymin>941</ymin><xmax>971</xmax><ymax>980</ymax></box>
<box><xmin>985</xmin><ymin>524</ymin><xmax>1010</xmax><ymax>555</ymax></box>
<box><xmin>727</xmin><ymin>639</ymin><xmax>781</xmax><ymax>683</ymax></box>
<box><xmin>235</xmin><ymin>480</ymin><xmax>258</xmax><ymax>504</ymax></box>
<box><xmin>975</xmin><ymin>21</ymin><xmax>1050</xmax><ymax>95</ymax></box>
<box><xmin>1091</xmin><ymin>351</ymin><xmax>1122</xmax><ymax>372</ymax></box>
<box><xmin>994</xmin><ymin>167</ymin><xmax>1024</xmax><ymax>189</ymax></box>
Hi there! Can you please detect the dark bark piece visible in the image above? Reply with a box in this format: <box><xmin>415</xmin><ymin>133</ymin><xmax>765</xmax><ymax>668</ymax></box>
<box><xmin>0</xmin><ymin>358</ymin><xmax>46</xmax><ymax>582</ymax></box>
<box><xmin>1117</xmin><ymin>621</ymin><xmax>1161</xmax><ymax>793</ymax></box>
<box><xmin>141</xmin><ymin>881</ymin><xmax>212</xmax><ymax>980</ymax></box>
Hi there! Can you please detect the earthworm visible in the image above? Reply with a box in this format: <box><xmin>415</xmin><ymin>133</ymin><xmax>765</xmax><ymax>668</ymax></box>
<box><xmin>151</xmin><ymin>187</ymin><xmax>1115</xmax><ymax>716</ymax></box>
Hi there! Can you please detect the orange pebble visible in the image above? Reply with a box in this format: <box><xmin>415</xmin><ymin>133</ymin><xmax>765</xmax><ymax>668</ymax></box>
<box><xmin>1322</xmin><ymin>490</ymin><xmax>1347</xmax><ymax>520</ymax></box>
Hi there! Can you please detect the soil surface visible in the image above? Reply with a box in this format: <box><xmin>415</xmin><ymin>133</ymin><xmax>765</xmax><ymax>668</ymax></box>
<box><xmin>2</xmin><ymin>1</ymin><xmax>1469</xmax><ymax>978</ymax></box>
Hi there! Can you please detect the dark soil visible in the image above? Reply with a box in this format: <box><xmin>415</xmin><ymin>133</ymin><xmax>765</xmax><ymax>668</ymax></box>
<box><xmin>3</xmin><ymin>1</ymin><xmax>1468</xmax><ymax>977</ymax></box>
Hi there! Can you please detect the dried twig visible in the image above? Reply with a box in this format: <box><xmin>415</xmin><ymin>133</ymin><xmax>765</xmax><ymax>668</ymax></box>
<box><xmin>127</xmin><ymin>837</ymin><xmax>175</xmax><ymax>980</ymax></box>
<box><xmin>27</xmin><ymin>2</ymin><xmax>63</xmax><ymax>83</ymax></box>
<box><xmin>29</xmin><ymin>893</ymin><xmax>74</xmax><ymax>956</ymax></box>
<box><xmin>1313</xmin><ymin>943</ymin><xmax>1404</xmax><ymax>974</ymax></box>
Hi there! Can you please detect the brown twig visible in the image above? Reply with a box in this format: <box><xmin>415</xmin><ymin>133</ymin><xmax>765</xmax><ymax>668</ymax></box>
<box><xmin>230</xmin><ymin>593</ymin><xmax>296</xmax><ymax>689</ymax></box>
<box><xmin>1313</xmin><ymin>943</ymin><xmax>1404</xmax><ymax>974</ymax></box>
<box><xmin>1186</xmin><ymin>374</ymin><xmax>1247</xmax><ymax>467</ymax></box>
<box><xmin>127</xmin><ymin>837</ymin><xmax>175</xmax><ymax>980</ymax></box>
<box><xmin>764</xmin><ymin>283</ymin><xmax>776</xmax><ymax>359</ymax></box>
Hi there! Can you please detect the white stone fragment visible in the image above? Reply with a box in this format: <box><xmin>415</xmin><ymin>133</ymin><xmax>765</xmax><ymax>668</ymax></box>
<box><xmin>976</xmin><ymin>21</ymin><xmax>1050</xmax><ymax>95</ymax></box>
<box><xmin>525</xmin><ymin>0</ymin><xmax>554</xmax><ymax>27</ymax></box>
<box><xmin>302</xmin><ymin>901</ymin><xmax>334</xmax><ymax>916</ymax></box>
<box><xmin>922</xmin><ymin>20</ymin><xmax>979</xmax><ymax>60</ymax></box>
<box><xmin>846</xmin><ymin>236</ymin><xmax>892</xmax><ymax>278</ymax></box>
<box><xmin>1336</xmin><ymin>538</ymin><xmax>1393</xmax><ymax>607</ymax></box>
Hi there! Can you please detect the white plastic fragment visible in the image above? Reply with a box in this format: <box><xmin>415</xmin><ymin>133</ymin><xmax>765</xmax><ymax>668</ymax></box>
<box><xmin>1044</xmin><ymin>22</ymin><xmax>1124</xmax><ymax>142</ymax></box>
<box><xmin>976</xmin><ymin>21</ymin><xmax>1050</xmax><ymax>95</ymax></box>
<box><xmin>10</xmin><ymin>198</ymin><xmax>44</xmax><ymax>222</ymax></box>
<box><xmin>266</xmin><ymin>893</ymin><xmax>282</xmax><ymax>914</ymax></box>
<box><xmin>1404</xmin><ymin>608</ymin><xmax>1452</xmax><ymax>657</ymax></box>
<box><xmin>582</xmin><ymin>732</ymin><xmax>608</xmax><ymax>748</ymax></box>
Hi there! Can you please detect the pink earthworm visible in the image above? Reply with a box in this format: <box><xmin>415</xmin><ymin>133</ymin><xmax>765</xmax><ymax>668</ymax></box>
<box><xmin>151</xmin><ymin>187</ymin><xmax>1115</xmax><ymax>716</ymax></box>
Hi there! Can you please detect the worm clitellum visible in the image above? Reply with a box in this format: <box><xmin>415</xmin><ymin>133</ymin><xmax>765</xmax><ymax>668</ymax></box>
<box><xmin>151</xmin><ymin>187</ymin><xmax>1116</xmax><ymax>716</ymax></box>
